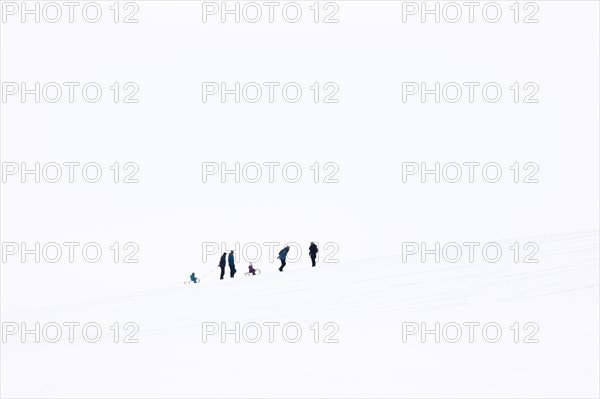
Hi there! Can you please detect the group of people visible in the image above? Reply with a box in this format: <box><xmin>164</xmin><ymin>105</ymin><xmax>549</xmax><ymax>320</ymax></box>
<box><xmin>189</xmin><ymin>242</ymin><xmax>319</xmax><ymax>283</ymax></box>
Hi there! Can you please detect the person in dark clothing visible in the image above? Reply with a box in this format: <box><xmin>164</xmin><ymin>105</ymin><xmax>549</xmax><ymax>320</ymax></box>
<box><xmin>277</xmin><ymin>246</ymin><xmax>290</xmax><ymax>272</ymax></box>
<box><xmin>248</xmin><ymin>263</ymin><xmax>257</xmax><ymax>275</ymax></box>
<box><xmin>228</xmin><ymin>251</ymin><xmax>236</xmax><ymax>278</ymax></box>
<box><xmin>309</xmin><ymin>242</ymin><xmax>318</xmax><ymax>267</ymax></box>
<box><xmin>218</xmin><ymin>252</ymin><xmax>227</xmax><ymax>280</ymax></box>
<box><xmin>190</xmin><ymin>272</ymin><xmax>199</xmax><ymax>283</ymax></box>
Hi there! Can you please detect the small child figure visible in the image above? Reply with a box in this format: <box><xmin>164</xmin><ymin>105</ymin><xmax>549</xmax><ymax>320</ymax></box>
<box><xmin>190</xmin><ymin>272</ymin><xmax>199</xmax><ymax>284</ymax></box>
<box><xmin>248</xmin><ymin>263</ymin><xmax>257</xmax><ymax>276</ymax></box>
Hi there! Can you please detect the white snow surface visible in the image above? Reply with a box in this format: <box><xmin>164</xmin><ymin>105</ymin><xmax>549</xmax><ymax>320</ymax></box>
<box><xmin>1</xmin><ymin>230</ymin><xmax>598</xmax><ymax>398</ymax></box>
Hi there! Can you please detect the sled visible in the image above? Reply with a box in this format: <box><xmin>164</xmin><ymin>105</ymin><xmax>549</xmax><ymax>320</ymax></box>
<box><xmin>183</xmin><ymin>280</ymin><xmax>199</xmax><ymax>285</ymax></box>
<box><xmin>244</xmin><ymin>269</ymin><xmax>261</xmax><ymax>276</ymax></box>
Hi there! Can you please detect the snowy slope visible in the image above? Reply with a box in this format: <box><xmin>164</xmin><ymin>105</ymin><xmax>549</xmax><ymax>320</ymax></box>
<box><xmin>1</xmin><ymin>230</ymin><xmax>599</xmax><ymax>398</ymax></box>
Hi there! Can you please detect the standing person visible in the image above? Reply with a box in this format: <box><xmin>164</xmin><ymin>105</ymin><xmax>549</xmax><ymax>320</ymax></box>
<box><xmin>277</xmin><ymin>246</ymin><xmax>290</xmax><ymax>272</ymax></box>
<box><xmin>309</xmin><ymin>242</ymin><xmax>318</xmax><ymax>267</ymax></box>
<box><xmin>228</xmin><ymin>250</ymin><xmax>237</xmax><ymax>278</ymax></box>
<box><xmin>218</xmin><ymin>252</ymin><xmax>226</xmax><ymax>280</ymax></box>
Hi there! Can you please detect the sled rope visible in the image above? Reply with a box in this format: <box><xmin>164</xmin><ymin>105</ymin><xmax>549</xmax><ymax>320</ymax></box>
<box><xmin>198</xmin><ymin>267</ymin><xmax>218</xmax><ymax>281</ymax></box>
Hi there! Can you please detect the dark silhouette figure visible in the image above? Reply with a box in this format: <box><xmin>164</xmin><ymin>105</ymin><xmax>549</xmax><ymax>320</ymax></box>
<box><xmin>278</xmin><ymin>246</ymin><xmax>290</xmax><ymax>271</ymax></box>
<box><xmin>218</xmin><ymin>253</ymin><xmax>226</xmax><ymax>280</ymax></box>
<box><xmin>248</xmin><ymin>263</ymin><xmax>257</xmax><ymax>275</ymax></box>
<box><xmin>309</xmin><ymin>242</ymin><xmax>318</xmax><ymax>267</ymax></box>
<box><xmin>190</xmin><ymin>272</ymin><xmax>199</xmax><ymax>283</ymax></box>
<box><xmin>228</xmin><ymin>251</ymin><xmax>236</xmax><ymax>278</ymax></box>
